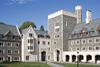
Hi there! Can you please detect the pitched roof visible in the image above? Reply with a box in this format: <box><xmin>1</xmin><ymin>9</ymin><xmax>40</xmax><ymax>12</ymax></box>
<box><xmin>69</xmin><ymin>19</ymin><xmax>100</xmax><ymax>39</ymax></box>
<box><xmin>21</xmin><ymin>26</ymin><xmax>49</xmax><ymax>37</ymax></box>
<box><xmin>0</xmin><ymin>23</ymin><xmax>19</xmax><ymax>36</ymax></box>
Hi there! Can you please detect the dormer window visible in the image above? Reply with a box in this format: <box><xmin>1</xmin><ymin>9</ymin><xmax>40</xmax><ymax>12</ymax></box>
<box><xmin>96</xmin><ymin>25</ymin><xmax>100</xmax><ymax>34</ymax></box>
<box><xmin>82</xmin><ymin>27</ymin><xmax>87</xmax><ymax>33</ymax></box>
<box><xmin>91</xmin><ymin>28</ymin><xmax>94</xmax><ymax>32</ymax></box>
<box><xmin>97</xmin><ymin>25</ymin><xmax>100</xmax><ymax>31</ymax></box>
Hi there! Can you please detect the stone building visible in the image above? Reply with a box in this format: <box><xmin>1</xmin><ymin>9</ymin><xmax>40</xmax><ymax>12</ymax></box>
<box><xmin>21</xmin><ymin>25</ymin><xmax>50</xmax><ymax>62</ymax></box>
<box><xmin>0</xmin><ymin>23</ymin><xmax>21</xmax><ymax>63</ymax></box>
<box><xmin>0</xmin><ymin>5</ymin><xmax>100</xmax><ymax>63</ymax></box>
<box><xmin>48</xmin><ymin>10</ymin><xmax>77</xmax><ymax>62</ymax></box>
<box><xmin>48</xmin><ymin>5</ymin><xmax>100</xmax><ymax>63</ymax></box>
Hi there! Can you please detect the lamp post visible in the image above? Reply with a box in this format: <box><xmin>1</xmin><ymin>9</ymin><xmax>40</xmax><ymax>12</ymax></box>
<box><xmin>77</xmin><ymin>38</ymin><xmax>81</xmax><ymax>67</ymax></box>
<box><xmin>77</xmin><ymin>51</ymin><xmax>79</xmax><ymax>67</ymax></box>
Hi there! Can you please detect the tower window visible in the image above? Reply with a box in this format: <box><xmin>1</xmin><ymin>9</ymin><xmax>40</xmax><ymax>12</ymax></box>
<box><xmin>55</xmin><ymin>23</ymin><xmax>60</xmax><ymax>32</ymax></box>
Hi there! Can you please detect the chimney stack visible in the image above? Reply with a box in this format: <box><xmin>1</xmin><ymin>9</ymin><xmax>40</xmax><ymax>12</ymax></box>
<box><xmin>75</xmin><ymin>5</ymin><xmax>82</xmax><ymax>24</ymax></box>
<box><xmin>86</xmin><ymin>10</ymin><xmax>92</xmax><ymax>24</ymax></box>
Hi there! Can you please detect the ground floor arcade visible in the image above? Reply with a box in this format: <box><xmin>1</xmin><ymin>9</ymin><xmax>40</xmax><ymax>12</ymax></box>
<box><xmin>63</xmin><ymin>51</ymin><xmax>100</xmax><ymax>63</ymax></box>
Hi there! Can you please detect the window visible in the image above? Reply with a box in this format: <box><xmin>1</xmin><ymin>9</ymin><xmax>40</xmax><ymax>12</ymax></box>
<box><xmin>8</xmin><ymin>50</ymin><xmax>12</xmax><ymax>54</ymax></box>
<box><xmin>48</xmin><ymin>48</ymin><xmax>50</xmax><ymax>51</ymax></box>
<box><xmin>96</xmin><ymin>39</ymin><xmax>99</xmax><ymax>42</ymax></box>
<box><xmin>0</xmin><ymin>50</ymin><xmax>3</xmax><ymax>54</ymax></box>
<box><xmin>82</xmin><ymin>47</ymin><xmax>85</xmax><ymax>50</ymax></box>
<box><xmin>29</xmin><ymin>33</ymin><xmax>32</xmax><ymax>37</ymax></box>
<box><xmin>14</xmin><ymin>50</ymin><xmax>19</xmax><ymax>54</ymax></box>
<box><xmin>77</xmin><ymin>41</ymin><xmax>79</xmax><ymax>44</ymax></box>
<box><xmin>0</xmin><ymin>42</ymin><xmax>3</xmax><ymax>47</ymax></box>
<box><xmin>30</xmin><ymin>39</ymin><xmax>33</xmax><ymax>43</ymax></box>
<box><xmin>48</xmin><ymin>56</ymin><xmax>50</xmax><ymax>60</ymax></box>
<box><xmin>96</xmin><ymin>47</ymin><xmax>100</xmax><ymax>50</ymax></box>
<box><xmin>48</xmin><ymin>42</ymin><xmax>50</xmax><ymax>45</ymax></box>
<box><xmin>28</xmin><ymin>46</ymin><xmax>33</xmax><ymax>50</ymax></box>
<box><xmin>54</xmin><ymin>42</ymin><xmax>56</xmax><ymax>44</ymax></box>
<box><xmin>14</xmin><ymin>57</ymin><xmax>19</xmax><ymax>61</ymax></box>
<box><xmin>28</xmin><ymin>39</ymin><xmax>33</xmax><ymax>43</ymax></box>
<box><xmin>7</xmin><ymin>43</ymin><xmax>12</xmax><ymax>47</ymax></box>
<box><xmin>83</xmin><ymin>40</ymin><xmax>85</xmax><ymax>43</ymax></box>
<box><xmin>42</xmin><ymin>41</ymin><xmax>45</xmax><ymax>45</ymax></box>
<box><xmin>38</xmin><ymin>41</ymin><xmax>40</xmax><ymax>44</ymax></box>
<box><xmin>54</xmin><ymin>35</ymin><xmax>59</xmax><ymax>39</ymax></box>
<box><xmin>55</xmin><ymin>28</ymin><xmax>60</xmax><ymax>32</ymax></box>
<box><xmin>13</xmin><ymin>36</ymin><xmax>15</xmax><ymax>39</ymax></box>
<box><xmin>77</xmin><ymin>48</ymin><xmax>79</xmax><ymax>50</ymax></box>
<box><xmin>0</xmin><ymin>57</ymin><xmax>3</xmax><ymax>61</ymax></box>
<box><xmin>55</xmin><ymin>23</ymin><xmax>60</xmax><ymax>32</ymax></box>
<box><xmin>89</xmin><ymin>47</ymin><xmax>92</xmax><ymax>50</ymax></box>
<box><xmin>89</xmin><ymin>40</ymin><xmax>92</xmax><ymax>43</ymax></box>
<box><xmin>15</xmin><ymin>43</ymin><xmax>19</xmax><ymax>47</ymax></box>
<box><xmin>26</xmin><ymin>56</ymin><xmax>29</xmax><ymax>60</ymax></box>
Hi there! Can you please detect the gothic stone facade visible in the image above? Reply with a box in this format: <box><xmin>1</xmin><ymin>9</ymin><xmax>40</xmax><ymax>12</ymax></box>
<box><xmin>21</xmin><ymin>26</ymin><xmax>50</xmax><ymax>62</ymax></box>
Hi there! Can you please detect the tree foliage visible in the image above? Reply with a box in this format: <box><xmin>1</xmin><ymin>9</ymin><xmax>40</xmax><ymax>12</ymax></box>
<box><xmin>19</xmin><ymin>21</ymin><xmax>36</xmax><ymax>29</ymax></box>
<box><xmin>40</xmin><ymin>25</ymin><xmax>45</xmax><ymax>31</ymax></box>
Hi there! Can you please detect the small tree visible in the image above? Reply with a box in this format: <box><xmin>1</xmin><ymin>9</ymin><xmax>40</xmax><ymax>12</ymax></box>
<box><xmin>19</xmin><ymin>21</ymin><xmax>36</xmax><ymax>29</ymax></box>
<box><xmin>40</xmin><ymin>25</ymin><xmax>45</xmax><ymax>31</ymax></box>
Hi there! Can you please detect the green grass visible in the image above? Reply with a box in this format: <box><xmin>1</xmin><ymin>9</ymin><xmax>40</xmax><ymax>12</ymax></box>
<box><xmin>55</xmin><ymin>62</ymin><xmax>100</xmax><ymax>67</ymax></box>
<box><xmin>0</xmin><ymin>62</ymin><xmax>51</xmax><ymax>67</ymax></box>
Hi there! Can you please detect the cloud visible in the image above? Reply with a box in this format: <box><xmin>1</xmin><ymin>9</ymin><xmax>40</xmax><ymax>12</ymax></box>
<box><xmin>10</xmin><ymin>0</ymin><xmax>37</xmax><ymax>4</ymax></box>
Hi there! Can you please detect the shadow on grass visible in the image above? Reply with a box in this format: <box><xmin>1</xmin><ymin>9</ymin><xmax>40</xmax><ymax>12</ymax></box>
<box><xmin>0</xmin><ymin>65</ymin><xmax>6</xmax><ymax>67</ymax></box>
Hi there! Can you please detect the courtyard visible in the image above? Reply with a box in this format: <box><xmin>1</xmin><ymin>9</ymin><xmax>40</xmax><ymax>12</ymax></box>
<box><xmin>0</xmin><ymin>62</ymin><xmax>51</xmax><ymax>67</ymax></box>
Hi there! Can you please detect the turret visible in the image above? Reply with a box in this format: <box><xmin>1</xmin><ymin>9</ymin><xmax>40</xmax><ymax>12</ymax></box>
<box><xmin>75</xmin><ymin>5</ymin><xmax>82</xmax><ymax>24</ymax></box>
<box><xmin>86</xmin><ymin>10</ymin><xmax>92</xmax><ymax>24</ymax></box>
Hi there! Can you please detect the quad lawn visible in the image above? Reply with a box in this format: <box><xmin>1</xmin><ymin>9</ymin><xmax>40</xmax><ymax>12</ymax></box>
<box><xmin>0</xmin><ymin>62</ymin><xmax>51</xmax><ymax>67</ymax></box>
<box><xmin>55</xmin><ymin>62</ymin><xmax>100</xmax><ymax>67</ymax></box>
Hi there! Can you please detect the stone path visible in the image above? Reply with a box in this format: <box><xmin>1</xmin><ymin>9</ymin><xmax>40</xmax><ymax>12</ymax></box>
<box><xmin>47</xmin><ymin>62</ymin><xmax>64</xmax><ymax>67</ymax></box>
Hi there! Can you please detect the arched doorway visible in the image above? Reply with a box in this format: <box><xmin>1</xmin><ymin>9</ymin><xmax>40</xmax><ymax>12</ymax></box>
<box><xmin>41</xmin><ymin>51</ymin><xmax>46</xmax><ymax>61</ymax></box>
<box><xmin>66</xmin><ymin>55</ymin><xmax>69</xmax><ymax>62</ymax></box>
<box><xmin>95</xmin><ymin>55</ymin><xmax>100</xmax><ymax>63</ymax></box>
<box><xmin>78</xmin><ymin>55</ymin><xmax>84</xmax><ymax>62</ymax></box>
<box><xmin>86</xmin><ymin>55</ymin><xmax>92</xmax><ymax>62</ymax></box>
<box><xmin>72</xmin><ymin>55</ymin><xmax>76</xmax><ymax>62</ymax></box>
<box><xmin>56</xmin><ymin>50</ymin><xmax>60</xmax><ymax>61</ymax></box>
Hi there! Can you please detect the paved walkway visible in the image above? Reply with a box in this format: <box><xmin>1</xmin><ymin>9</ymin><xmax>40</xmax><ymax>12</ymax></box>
<box><xmin>47</xmin><ymin>62</ymin><xmax>64</xmax><ymax>67</ymax></box>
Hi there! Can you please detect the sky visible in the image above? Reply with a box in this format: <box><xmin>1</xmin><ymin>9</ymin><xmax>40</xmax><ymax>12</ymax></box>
<box><xmin>0</xmin><ymin>0</ymin><xmax>100</xmax><ymax>30</ymax></box>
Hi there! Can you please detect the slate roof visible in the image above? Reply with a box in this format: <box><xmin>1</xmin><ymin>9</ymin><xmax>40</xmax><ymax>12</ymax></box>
<box><xmin>0</xmin><ymin>23</ymin><xmax>19</xmax><ymax>36</ymax></box>
<box><xmin>35</xmin><ymin>30</ymin><xmax>48</xmax><ymax>36</ymax></box>
<box><xmin>69</xmin><ymin>19</ymin><xmax>100</xmax><ymax>39</ymax></box>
